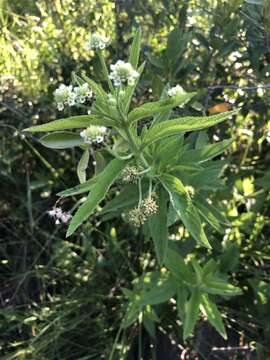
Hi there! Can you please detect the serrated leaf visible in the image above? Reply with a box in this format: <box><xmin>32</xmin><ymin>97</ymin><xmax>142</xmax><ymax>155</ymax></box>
<box><xmin>183</xmin><ymin>288</ymin><xmax>201</xmax><ymax>340</ymax></box>
<box><xmin>149</xmin><ymin>187</ymin><xmax>168</xmax><ymax>266</ymax></box>
<box><xmin>128</xmin><ymin>92</ymin><xmax>195</xmax><ymax>125</ymax></box>
<box><xmin>161</xmin><ymin>174</ymin><xmax>211</xmax><ymax>249</ymax></box>
<box><xmin>142</xmin><ymin>110</ymin><xmax>237</xmax><ymax>148</ymax></box>
<box><xmin>24</xmin><ymin>115</ymin><xmax>114</xmax><ymax>132</ymax></box>
<box><xmin>128</xmin><ymin>27</ymin><xmax>141</xmax><ymax>68</ymax></box>
<box><xmin>77</xmin><ymin>148</ymin><xmax>90</xmax><ymax>183</ymax></box>
<box><xmin>200</xmin><ymin>294</ymin><xmax>227</xmax><ymax>339</ymax></box>
<box><xmin>39</xmin><ymin>131</ymin><xmax>83</xmax><ymax>149</ymax></box>
<box><xmin>66</xmin><ymin>159</ymin><xmax>127</xmax><ymax>237</ymax></box>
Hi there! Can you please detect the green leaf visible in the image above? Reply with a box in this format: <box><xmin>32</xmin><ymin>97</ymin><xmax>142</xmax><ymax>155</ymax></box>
<box><xmin>203</xmin><ymin>279</ymin><xmax>242</xmax><ymax>296</ymax></box>
<box><xmin>122</xmin><ymin>62</ymin><xmax>145</xmax><ymax>113</ymax></box>
<box><xmin>58</xmin><ymin>176</ymin><xmax>98</xmax><ymax>197</ymax></box>
<box><xmin>66</xmin><ymin>158</ymin><xmax>127</xmax><ymax>237</ymax></box>
<box><xmin>183</xmin><ymin>288</ymin><xmax>201</xmax><ymax>340</ymax></box>
<box><xmin>77</xmin><ymin>148</ymin><xmax>90</xmax><ymax>183</ymax></box>
<box><xmin>149</xmin><ymin>187</ymin><xmax>168</xmax><ymax>266</ymax></box>
<box><xmin>142</xmin><ymin>110</ymin><xmax>237</xmax><ymax>148</ymax></box>
<box><xmin>128</xmin><ymin>92</ymin><xmax>196</xmax><ymax>125</ymax></box>
<box><xmin>23</xmin><ymin>115</ymin><xmax>114</xmax><ymax>132</ymax></box>
<box><xmin>139</xmin><ymin>277</ymin><xmax>176</xmax><ymax>306</ymax></box>
<box><xmin>166</xmin><ymin>28</ymin><xmax>183</xmax><ymax>63</ymax></box>
<box><xmin>164</xmin><ymin>248</ymin><xmax>195</xmax><ymax>284</ymax></box>
<box><xmin>193</xmin><ymin>194</ymin><xmax>227</xmax><ymax>234</ymax></box>
<box><xmin>128</xmin><ymin>27</ymin><xmax>141</xmax><ymax>68</ymax></box>
<box><xmin>81</xmin><ymin>75</ymin><xmax>107</xmax><ymax>98</ymax></box>
<box><xmin>39</xmin><ymin>131</ymin><xmax>83</xmax><ymax>149</ymax></box>
<box><xmin>200</xmin><ymin>294</ymin><xmax>227</xmax><ymax>339</ymax></box>
<box><xmin>180</xmin><ymin>139</ymin><xmax>233</xmax><ymax>164</ymax></box>
<box><xmin>161</xmin><ymin>174</ymin><xmax>211</xmax><ymax>249</ymax></box>
<box><xmin>176</xmin><ymin>285</ymin><xmax>189</xmax><ymax>320</ymax></box>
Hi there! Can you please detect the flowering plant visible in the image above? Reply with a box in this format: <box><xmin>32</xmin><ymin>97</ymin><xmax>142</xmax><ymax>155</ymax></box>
<box><xmin>24</xmin><ymin>29</ymin><xmax>241</xmax><ymax>344</ymax></box>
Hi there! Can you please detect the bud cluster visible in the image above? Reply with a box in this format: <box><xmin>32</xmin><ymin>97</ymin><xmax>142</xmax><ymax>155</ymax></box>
<box><xmin>48</xmin><ymin>207</ymin><xmax>72</xmax><ymax>225</ymax></box>
<box><xmin>109</xmin><ymin>60</ymin><xmax>139</xmax><ymax>87</ymax></box>
<box><xmin>87</xmin><ymin>33</ymin><xmax>109</xmax><ymax>50</ymax></box>
<box><xmin>185</xmin><ymin>185</ymin><xmax>195</xmax><ymax>198</ymax></box>
<box><xmin>167</xmin><ymin>84</ymin><xmax>185</xmax><ymax>98</ymax></box>
<box><xmin>127</xmin><ymin>197</ymin><xmax>158</xmax><ymax>227</ymax></box>
<box><xmin>54</xmin><ymin>83</ymin><xmax>92</xmax><ymax>111</ymax></box>
<box><xmin>80</xmin><ymin>125</ymin><xmax>107</xmax><ymax>145</ymax></box>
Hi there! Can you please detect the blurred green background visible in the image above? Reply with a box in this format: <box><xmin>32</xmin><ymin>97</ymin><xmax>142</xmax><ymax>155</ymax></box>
<box><xmin>1</xmin><ymin>0</ymin><xmax>270</xmax><ymax>359</ymax></box>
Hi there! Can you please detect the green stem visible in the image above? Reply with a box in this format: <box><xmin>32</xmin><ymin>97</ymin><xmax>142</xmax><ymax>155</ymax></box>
<box><xmin>97</xmin><ymin>50</ymin><xmax>114</xmax><ymax>93</ymax></box>
<box><xmin>108</xmin><ymin>326</ymin><xmax>122</xmax><ymax>360</ymax></box>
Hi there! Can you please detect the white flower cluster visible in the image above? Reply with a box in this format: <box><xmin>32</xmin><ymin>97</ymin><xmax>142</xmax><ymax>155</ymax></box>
<box><xmin>54</xmin><ymin>83</ymin><xmax>92</xmax><ymax>111</ymax></box>
<box><xmin>109</xmin><ymin>60</ymin><xmax>139</xmax><ymax>87</ymax></box>
<box><xmin>167</xmin><ymin>84</ymin><xmax>185</xmax><ymax>97</ymax></box>
<box><xmin>80</xmin><ymin>125</ymin><xmax>107</xmax><ymax>145</ymax></box>
<box><xmin>48</xmin><ymin>207</ymin><xmax>72</xmax><ymax>225</ymax></box>
<box><xmin>87</xmin><ymin>34</ymin><xmax>109</xmax><ymax>50</ymax></box>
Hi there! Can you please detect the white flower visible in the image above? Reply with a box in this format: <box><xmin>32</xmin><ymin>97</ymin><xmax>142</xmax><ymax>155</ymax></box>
<box><xmin>87</xmin><ymin>34</ymin><xmax>109</xmax><ymax>50</ymax></box>
<box><xmin>167</xmin><ymin>84</ymin><xmax>185</xmax><ymax>98</ymax></box>
<box><xmin>109</xmin><ymin>60</ymin><xmax>139</xmax><ymax>87</ymax></box>
<box><xmin>54</xmin><ymin>84</ymin><xmax>76</xmax><ymax>111</ymax></box>
<box><xmin>73</xmin><ymin>83</ymin><xmax>93</xmax><ymax>104</ymax></box>
<box><xmin>80</xmin><ymin>125</ymin><xmax>107</xmax><ymax>145</ymax></box>
<box><xmin>48</xmin><ymin>207</ymin><xmax>71</xmax><ymax>225</ymax></box>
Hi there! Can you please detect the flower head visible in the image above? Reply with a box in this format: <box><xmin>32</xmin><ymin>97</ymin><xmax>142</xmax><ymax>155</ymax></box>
<box><xmin>127</xmin><ymin>208</ymin><xmax>147</xmax><ymax>227</ymax></box>
<box><xmin>140</xmin><ymin>197</ymin><xmax>158</xmax><ymax>216</ymax></box>
<box><xmin>48</xmin><ymin>207</ymin><xmax>72</xmax><ymax>225</ymax></box>
<box><xmin>121</xmin><ymin>166</ymin><xmax>139</xmax><ymax>183</ymax></box>
<box><xmin>109</xmin><ymin>60</ymin><xmax>139</xmax><ymax>87</ymax></box>
<box><xmin>87</xmin><ymin>34</ymin><xmax>109</xmax><ymax>50</ymax></box>
<box><xmin>80</xmin><ymin>125</ymin><xmax>107</xmax><ymax>145</ymax></box>
<box><xmin>167</xmin><ymin>84</ymin><xmax>185</xmax><ymax>98</ymax></box>
<box><xmin>73</xmin><ymin>83</ymin><xmax>93</xmax><ymax>104</ymax></box>
<box><xmin>54</xmin><ymin>84</ymin><xmax>76</xmax><ymax>111</ymax></box>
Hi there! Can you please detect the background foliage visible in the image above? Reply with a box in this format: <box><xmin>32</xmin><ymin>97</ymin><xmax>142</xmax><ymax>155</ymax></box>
<box><xmin>1</xmin><ymin>0</ymin><xmax>270</xmax><ymax>359</ymax></box>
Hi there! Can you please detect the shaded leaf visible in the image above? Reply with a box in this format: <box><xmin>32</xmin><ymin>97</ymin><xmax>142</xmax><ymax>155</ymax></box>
<box><xmin>39</xmin><ymin>131</ymin><xmax>83</xmax><ymax>149</ymax></box>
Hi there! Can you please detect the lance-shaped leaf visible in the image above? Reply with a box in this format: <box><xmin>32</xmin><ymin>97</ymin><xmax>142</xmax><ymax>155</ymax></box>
<box><xmin>149</xmin><ymin>187</ymin><xmax>168</xmax><ymax>266</ymax></box>
<box><xmin>127</xmin><ymin>92</ymin><xmax>196</xmax><ymax>125</ymax></box>
<box><xmin>203</xmin><ymin>278</ymin><xmax>242</xmax><ymax>296</ymax></box>
<box><xmin>23</xmin><ymin>115</ymin><xmax>114</xmax><ymax>133</ymax></box>
<box><xmin>77</xmin><ymin>148</ymin><xmax>90</xmax><ymax>184</ymax></box>
<box><xmin>179</xmin><ymin>138</ymin><xmax>234</xmax><ymax>164</ymax></box>
<box><xmin>128</xmin><ymin>27</ymin><xmax>142</xmax><ymax>68</ymax></box>
<box><xmin>122</xmin><ymin>62</ymin><xmax>145</xmax><ymax>114</ymax></box>
<box><xmin>200</xmin><ymin>294</ymin><xmax>227</xmax><ymax>340</ymax></box>
<box><xmin>183</xmin><ymin>288</ymin><xmax>201</xmax><ymax>340</ymax></box>
<box><xmin>142</xmin><ymin>110</ymin><xmax>237</xmax><ymax>148</ymax></box>
<box><xmin>193</xmin><ymin>193</ymin><xmax>227</xmax><ymax>233</ymax></box>
<box><xmin>139</xmin><ymin>276</ymin><xmax>176</xmax><ymax>306</ymax></box>
<box><xmin>81</xmin><ymin>75</ymin><xmax>107</xmax><ymax>98</ymax></box>
<box><xmin>58</xmin><ymin>175</ymin><xmax>100</xmax><ymax>198</ymax></box>
<box><xmin>161</xmin><ymin>174</ymin><xmax>211</xmax><ymax>249</ymax></box>
<box><xmin>164</xmin><ymin>248</ymin><xmax>195</xmax><ymax>284</ymax></box>
<box><xmin>39</xmin><ymin>131</ymin><xmax>83</xmax><ymax>149</ymax></box>
<box><xmin>66</xmin><ymin>158</ymin><xmax>127</xmax><ymax>237</ymax></box>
